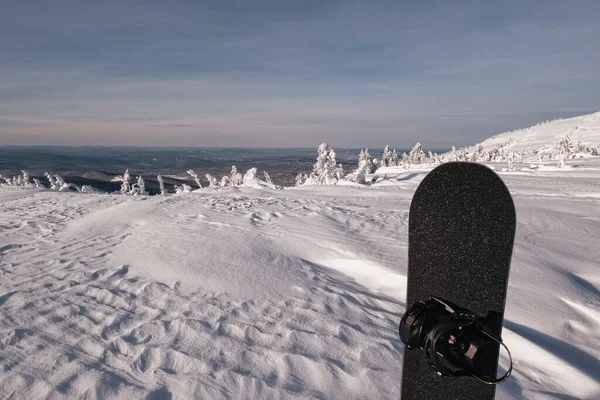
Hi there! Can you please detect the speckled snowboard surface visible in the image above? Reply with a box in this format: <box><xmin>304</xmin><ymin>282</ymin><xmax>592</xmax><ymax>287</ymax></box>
<box><xmin>401</xmin><ymin>162</ymin><xmax>516</xmax><ymax>400</ymax></box>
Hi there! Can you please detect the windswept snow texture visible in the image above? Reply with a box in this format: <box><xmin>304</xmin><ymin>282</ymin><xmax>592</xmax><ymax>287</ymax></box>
<box><xmin>1</xmin><ymin>115</ymin><xmax>600</xmax><ymax>399</ymax></box>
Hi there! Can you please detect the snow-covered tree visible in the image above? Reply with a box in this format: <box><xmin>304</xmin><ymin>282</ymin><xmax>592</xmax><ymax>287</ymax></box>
<box><xmin>356</xmin><ymin>148</ymin><xmax>374</xmax><ymax>173</ymax></box>
<box><xmin>391</xmin><ymin>149</ymin><xmax>399</xmax><ymax>166</ymax></box>
<box><xmin>295</xmin><ymin>173</ymin><xmax>307</xmax><ymax>186</ymax></box>
<box><xmin>506</xmin><ymin>153</ymin><xmax>517</xmax><ymax>172</ymax></box>
<box><xmin>53</xmin><ymin>175</ymin><xmax>71</xmax><ymax>192</ymax></box>
<box><xmin>372</xmin><ymin>158</ymin><xmax>380</xmax><ymax>171</ymax></box>
<box><xmin>382</xmin><ymin>145</ymin><xmax>393</xmax><ymax>167</ymax></box>
<box><xmin>157</xmin><ymin>175</ymin><xmax>166</xmax><ymax>195</ymax></box>
<box><xmin>230</xmin><ymin>166</ymin><xmax>243</xmax><ymax>186</ymax></box>
<box><xmin>220</xmin><ymin>175</ymin><xmax>231</xmax><ymax>187</ymax></box>
<box><xmin>130</xmin><ymin>175</ymin><xmax>147</xmax><ymax>195</ymax></box>
<box><xmin>450</xmin><ymin>146</ymin><xmax>457</xmax><ymax>162</ymax></box>
<box><xmin>408</xmin><ymin>142</ymin><xmax>426</xmax><ymax>164</ymax></box>
<box><xmin>205</xmin><ymin>173</ymin><xmax>219</xmax><ymax>188</ymax></box>
<box><xmin>32</xmin><ymin>178</ymin><xmax>42</xmax><ymax>188</ymax></box>
<box><xmin>243</xmin><ymin>168</ymin><xmax>257</xmax><ymax>184</ymax></box>
<box><xmin>263</xmin><ymin>171</ymin><xmax>273</xmax><ymax>186</ymax></box>
<box><xmin>120</xmin><ymin>169</ymin><xmax>131</xmax><ymax>194</ymax></box>
<box><xmin>187</xmin><ymin>169</ymin><xmax>202</xmax><ymax>189</ymax></box>
<box><xmin>309</xmin><ymin>143</ymin><xmax>341</xmax><ymax>185</ymax></box>
<box><xmin>45</xmin><ymin>172</ymin><xmax>55</xmax><ymax>188</ymax></box>
<box><xmin>20</xmin><ymin>171</ymin><xmax>31</xmax><ymax>187</ymax></box>
<box><xmin>175</xmin><ymin>184</ymin><xmax>193</xmax><ymax>194</ymax></box>
<box><xmin>78</xmin><ymin>185</ymin><xmax>97</xmax><ymax>193</ymax></box>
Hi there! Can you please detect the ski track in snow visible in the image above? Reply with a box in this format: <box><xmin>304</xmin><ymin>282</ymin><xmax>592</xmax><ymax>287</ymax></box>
<box><xmin>1</xmin><ymin>114</ymin><xmax>600</xmax><ymax>399</ymax></box>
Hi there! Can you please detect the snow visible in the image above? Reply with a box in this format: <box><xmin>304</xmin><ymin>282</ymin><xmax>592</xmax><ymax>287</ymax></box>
<box><xmin>1</xmin><ymin>114</ymin><xmax>600</xmax><ymax>399</ymax></box>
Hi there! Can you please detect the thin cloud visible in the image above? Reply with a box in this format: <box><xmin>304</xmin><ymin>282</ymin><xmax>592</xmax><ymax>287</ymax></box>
<box><xmin>1</xmin><ymin>1</ymin><xmax>599</xmax><ymax>147</ymax></box>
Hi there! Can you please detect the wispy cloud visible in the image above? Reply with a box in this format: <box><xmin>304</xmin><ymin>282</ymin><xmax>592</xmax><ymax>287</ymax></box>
<box><xmin>1</xmin><ymin>1</ymin><xmax>599</xmax><ymax>147</ymax></box>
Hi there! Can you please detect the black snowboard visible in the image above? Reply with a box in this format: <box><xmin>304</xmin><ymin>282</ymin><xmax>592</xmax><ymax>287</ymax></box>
<box><xmin>401</xmin><ymin>162</ymin><xmax>516</xmax><ymax>400</ymax></box>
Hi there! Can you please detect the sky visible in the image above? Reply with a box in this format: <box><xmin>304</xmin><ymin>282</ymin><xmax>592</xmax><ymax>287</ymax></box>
<box><xmin>1</xmin><ymin>0</ymin><xmax>599</xmax><ymax>148</ymax></box>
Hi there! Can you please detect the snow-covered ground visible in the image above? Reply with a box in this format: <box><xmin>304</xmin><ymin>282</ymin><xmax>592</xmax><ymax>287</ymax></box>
<box><xmin>1</xmin><ymin>114</ymin><xmax>600</xmax><ymax>399</ymax></box>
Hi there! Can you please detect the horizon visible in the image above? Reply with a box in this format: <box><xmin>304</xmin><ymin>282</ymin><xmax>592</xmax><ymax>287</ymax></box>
<box><xmin>2</xmin><ymin>1</ymin><xmax>599</xmax><ymax>148</ymax></box>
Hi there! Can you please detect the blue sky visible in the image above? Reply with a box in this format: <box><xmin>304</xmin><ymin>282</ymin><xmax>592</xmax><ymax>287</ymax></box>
<box><xmin>1</xmin><ymin>0</ymin><xmax>599</xmax><ymax>148</ymax></box>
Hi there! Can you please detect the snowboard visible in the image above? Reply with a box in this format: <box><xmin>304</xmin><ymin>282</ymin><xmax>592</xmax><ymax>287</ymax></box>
<box><xmin>401</xmin><ymin>162</ymin><xmax>516</xmax><ymax>400</ymax></box>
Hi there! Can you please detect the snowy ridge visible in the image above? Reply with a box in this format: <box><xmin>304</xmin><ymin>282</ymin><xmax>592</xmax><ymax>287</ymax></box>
<box><xmin>465</xmin><ymin>111</ymin><xmax>600</xmax><ymax>157</ymax></box>
<box><xmin>1</xmin><ymin>113</ymin><xmax>600</xmax><ymax>399</ymax></box>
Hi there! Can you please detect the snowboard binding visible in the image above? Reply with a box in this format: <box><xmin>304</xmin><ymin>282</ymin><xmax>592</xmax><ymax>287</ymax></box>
<box><xmin>399</xmin><ymin>296</ymin><xmax>513</xmax><ymax>385</ymax></box>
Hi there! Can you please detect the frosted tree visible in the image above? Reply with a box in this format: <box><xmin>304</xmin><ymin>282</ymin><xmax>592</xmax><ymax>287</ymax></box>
<box><xmin>78</xmin><ymin>185</ymin><xmax>97</xmax><ymax>193</ymax></box>
<box><xmin>45</xmin><ymin>172</ymin><xmax>56</xmax><ymax>189</ymax></box>
<box><xmin>310</xmin><ymin>143</ymin><xmax>340</xmax><ymax>185</ymax></box>
<box><xmin>357</xmin><ymin>148</ymin><xmax>373</xmax><ymax>173</ymax></box>
<box><xmin>230</xmin><ymin>166</ymin><xmax>243</xmax><ymax>186</ymax></box>
<box><xmin>391</xmin><ymin>149</ymin><xmax>399</xmax><ymax>166</ymax></box>
<box><xmin>120</xmin><ymin>169</ymin><xmax>131</xmax><ymax>194</ymax></box>
<box><xmin>295</xmin><ymin>173</ymin><xmax>307</xmax><ymax>186</ymax></box>
<box><xmin>205</xmin><ymin>173</ymin><xmax>219</xmax><ymax>188</ymax></box>
<box><xmin>21</xmin><ymin>171</ymin><xmax>32</xmax><ymax>187</ymax></box>
<box><xmin>506</xmin><ymin>153</ymin><xmax>517</xmax><ymax>172</ymax></box>
<box><xmin>557</xmin><ymin>156</ymin><xmax>566</xmax><ymax>168</ymax></box>
<box><xmin>220</xmin><ymin>175</ymin><xmax>231</xmax><ymax>187</ymax></box>
<box><xmin>187</xmin><ymin>169</ymin><xmax>202</xmax><ymax>189</ymax></box>
<box><xmin>382</xmin><ymin>145</ymin><xmax>393</xmax><ymax>167</ymax></box>
<box><xmin>349</xmin><ymin>148</ymin><xmax>375</xmax><ymax>184</ymax></box>
<box><xmin>53</xmin><ymin>175</ymin><xmax>71</xmax><ymax>192</ymax></box>
<box><xmin>130</xmin><ymin>175</ymin><xmax>147</xmax><ymax>195</ymax></box>
<box><xmin>263</xmin><ymin>171</ymin><xmax>274</xmax><ymax>185</ymax></box>
<box><xmin>44</xmin><ymin>173</ymin><xmax>70</xmax><ymax>191</ymax></box>
<box><xmin>553</xmin><ymin>135</ymin><xmax>573</xmax><ymax>160</ymax></box>
<box><xmin>450</xmin><ymin>146</ymin><xmax>457</xmax><ymax>162</ymax></box>
<box><xmin>243</xmin><ymin>167</ymin><xmax>257</xmax><ymax>184</ymax></box>
<box><xmin>358</xmin><ymin>149</ymin><xmax>365</xmax><ymax>165</ymax></box>
<box><xmin>400</xmin><ymin>152</ymin><xmax>409</xmax><ymax>166</ymax></box>
<box><xmin>372</xmin><ymin>158</ymin><xmax>380</xmax><ymax>171</ymax></box>
<box><xmin>474</xmin><ymin>145</ymin><xmax>486</xmax><ymax>162</ymax></box>
<box><xmin>175</xmin><ymin>184</ymin><xmax>192</xmax><ymax>194</ymax></box>
<box><xmin>157</xmin><ymin>175</ymin><xmax>166</xmax><ymax>195</ymax></box>
<box><xmin>32</xmin><ymin>178</ymin><xmax>42</xmax><ymax>188</ymax></box>
<box><xmin>408</xmin><ymin>142</ymin><xmax>426</xmax><ymax>164</ymax></box>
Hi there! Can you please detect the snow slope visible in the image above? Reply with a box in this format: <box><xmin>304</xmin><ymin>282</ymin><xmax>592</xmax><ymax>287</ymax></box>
<box><xmin>1</xmin><ymin>115</ymin><xmax>600</xmax><ymax>399</ymax></box>
<box><xmin>466</xmin><ymin>111</ymin><xmax>600</xmax><ymax>156</ymax></box>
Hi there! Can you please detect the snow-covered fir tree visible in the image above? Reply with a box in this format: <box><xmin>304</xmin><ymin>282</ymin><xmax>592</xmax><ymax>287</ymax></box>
<box><xmin>187</xmin><ymin>169</ymin><xmax>202</xmax><ymax>189</ymax></box>
<box><xmin>243</xmin><ymin>168</ymin><xmax>257</xmax><ymax>184</ymax></box>
<box><xmin>45</xmin><ymin>172</ymin><xmax>56</xmax><ymax>189</ymax></box>
<box><xmin>263</xmin><ymin>171</ymin><xmax>273</xmax><ymax>185</ymax></box>
<box><xmin>450</xmin><ymin>146</ymin><xmax>457</xmax><ymax>162</ymax></box>
<box><xmin>309</xmin><ymin>143</ymin><xmax>342</xmax><ymax>185</ymax></box>
<box><xmin>230</xmin><ymin>166</ymin><xmax>243</xmax><ymax>186</ymax></box>
<box><xmin>157</xmin><ymin>175</ymin><xmax>166</xmax><ymax>195</ymax></box>
<box><xmin>21</xmin><ymin>171</ymin><xmax>31</xmax><ymax>187</ymax></box>
<box><xmin>391</xmin><ymin>149</ymin><xmax>399</xmax><ymax>166</ymax></box>
<box><xmin>130</xmin><ymin>176</ymin><xmax>147</xmax><ymax>195</ymax></box>
<box><xmin>382</xmin><ymin>145</ymin><xmax>393</xmax><ymax>167</ymax></box>
<box><xmin>175</xmin><ymin>184</ymin><xmax>192</xmax><ymax>194</ymax></box>
<box><xmin>78</xmin><ymin>185</ymin><xmax>97</xmax><ymax>193</ymax></box>
<box><xmin>205</xmin><ymin>173</ymin><xmax>219</xmax><ymax>188</ymax></box>
<box><xmin>295</xmin><ymin>173</ymin><xmax>307</xmax><ymax>186</ymax></box>
<box><xmin>120</xmin><ymin>169</ymin><xmax>131</xmax><ymax>194</ymax></box>
<box><xmin>220</xmin><ymin>175</ymin><xmax>231</xmax><ymax>188</ymax></box>
<box><xmin>408</xmin><ymin>142</ymin><xmax>426</xmax><ymax>164</ymax></box>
